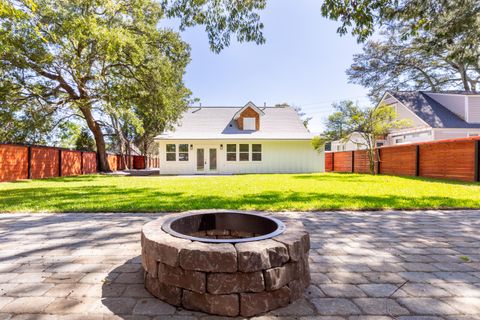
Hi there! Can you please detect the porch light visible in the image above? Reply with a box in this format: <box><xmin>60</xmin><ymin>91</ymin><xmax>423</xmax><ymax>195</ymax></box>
<box><xmin>190</xmin><ymin>144</ymin><xmax>193</xmax><ymax>150</ymax></box>
<box><xmin>220</xmin><ymin>144</ymin><xmax>223</xmax><ymax>150</ymax></box>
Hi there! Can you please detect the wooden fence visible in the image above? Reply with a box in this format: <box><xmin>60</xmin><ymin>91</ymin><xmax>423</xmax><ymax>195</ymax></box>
<box><xmin>325</xmin><ymin>137</ymin><xmax>480</xmax><ymax>182</ymax></box>
<box><xmin>0</xmin><ymin>143</ymin><xmax>160</xmax><ymax>182</ymax></box>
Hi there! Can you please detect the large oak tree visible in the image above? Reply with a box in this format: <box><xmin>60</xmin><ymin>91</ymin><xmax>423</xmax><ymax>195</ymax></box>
<box><xmin>1</xmin><ymin>0</ymin><xmax>267</xmax><ymax>171</ymax></box>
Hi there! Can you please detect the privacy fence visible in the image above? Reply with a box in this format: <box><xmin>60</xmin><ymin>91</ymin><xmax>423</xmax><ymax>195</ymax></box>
<box><xmin>0</xmin><ymin>143</ymin><xmax>160</xmax><ymax>182</ymax></box>
<box><xmin>325</xmin><ymin>136</ymin><xmax>480</xmax><ymax>182</ymax></box>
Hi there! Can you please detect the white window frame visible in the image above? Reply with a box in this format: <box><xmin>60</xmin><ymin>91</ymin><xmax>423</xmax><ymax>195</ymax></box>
<box><xmin>252</xmin><ymin>144</ymin><xmax>262</xmax><ymax>162</ymax></box>
<box><xmin>243</xmin><ymin>117</ymin><xmax>256</xmax><ymax>130</ymax></box>
<box><xmin>166</xmin><ymin>144</ymin><xmax>176</xmax><ymax>161</ymax></box>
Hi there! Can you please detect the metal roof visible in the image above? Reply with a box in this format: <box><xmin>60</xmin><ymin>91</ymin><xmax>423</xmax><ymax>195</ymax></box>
<box><xmin>155</xmin><ymin>105</ymin><xmax>313</xmax><ymax>140</ymax></box>
<box><xmin>388</xmin><ymin>91</ymin><xmax>480</xmax><ymax>129</ymax></box>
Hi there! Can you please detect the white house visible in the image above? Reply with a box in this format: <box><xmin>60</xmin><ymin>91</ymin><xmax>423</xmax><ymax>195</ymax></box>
<box><xmin>331</xmin><ymin>91</ymin><xmax>480</xmax><ymax>151</ymax></box>
<box><xmin>154</xmin><ymin>102</ymin><xmax>323</xmax><ymax>175</ymax></box>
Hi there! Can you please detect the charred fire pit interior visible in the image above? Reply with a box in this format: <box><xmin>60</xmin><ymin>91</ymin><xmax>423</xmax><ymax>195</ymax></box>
<box><xmin>141</xmin><ymin>210</ymin><xmax>310</xmax><ymax>317</ymax></box>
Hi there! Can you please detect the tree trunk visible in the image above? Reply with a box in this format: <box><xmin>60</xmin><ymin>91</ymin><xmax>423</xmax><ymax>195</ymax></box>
<box><xmin>80</xmin><ymin>106</ymin><xmax>111</xmax><ymax>172</ymax></box>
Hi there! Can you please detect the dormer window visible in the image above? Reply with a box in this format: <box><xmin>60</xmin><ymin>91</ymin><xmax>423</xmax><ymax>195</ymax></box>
<box><xmin>243</xmin><ymin>117</ymin><xmax>256</xmax><ymax>130</ymax></box>
<box><xmin>233</xmin><ymin>101</ymin><xmax>265</xmax><ymax>131</ymax></box>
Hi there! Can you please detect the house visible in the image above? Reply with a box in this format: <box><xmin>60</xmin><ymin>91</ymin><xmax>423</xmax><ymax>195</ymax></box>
<box><xmin>154</xmin><ymin>102</ymin><xmax>323</xmax><ymax>174</ymax></box>
<box><xmin>331</xmin><ymin>90</ymin><xmax>480</xmax><ymax>151</ymax></box>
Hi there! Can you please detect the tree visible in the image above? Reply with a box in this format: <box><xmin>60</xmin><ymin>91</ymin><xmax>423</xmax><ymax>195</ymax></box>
<box><xmin>347</xmin><ymin>25</ymin><xmax>479</xmax><ymax>99</ymax></box>
<box><xmin>0</xmin><ymin>72</ymin><xmax>61</xmax><ymax>144</ymax></box>
<box><xmin>323</xmin><ymin>100</ymin><xmax>410</xmax><ymax>174</ymax></box>
<box><xmin>321</xmin><ymin>0</ymin><xmax>480</xmax><ymax>46</ymax></box>
<box><xmin>1</xmin><ymin>0</ymin><xmax>266</xmax><ymax>171</ymax></box>
<box><xmin>162</xmin><ymin>0</ymin><xmax>267</xmax><ymax>53</ymax></box>
<box><xmin>322</xmin><ymin>1</ymin><xmax>480</xmax><ymax>95</ymax></box>
<box><xmin>75</xmin><ymin>128</ymin><xmax>96</xmax><ymax>151</ymax></box>
<box><xmin>1</xmin><ymin>0</ymin><xmax>192</xmax><ymax>171</ymax></box>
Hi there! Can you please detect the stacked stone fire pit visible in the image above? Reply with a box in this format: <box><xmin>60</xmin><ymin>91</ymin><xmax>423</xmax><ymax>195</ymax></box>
<box><xmin>141</xmin><ymin>210</ymin><xmax>310</xmax><ymax>317</ymax></box>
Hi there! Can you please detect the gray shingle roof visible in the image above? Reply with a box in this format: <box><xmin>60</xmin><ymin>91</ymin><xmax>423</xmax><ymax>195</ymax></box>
<box><xmin>155</xmin><ymin>106</ymin><xmax>313</xmax><ymax>140</ymax></box>
<box><xmin>388</xmin><ymin>91</ymin><xmax>480</xmax><ymax>129</ymax></box>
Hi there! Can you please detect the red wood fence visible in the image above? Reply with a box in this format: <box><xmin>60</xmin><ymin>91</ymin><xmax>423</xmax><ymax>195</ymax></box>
<box><xmin>326</xmin><ymin>137</ymin><xmax>480</xmax><ymax>182</ymax></box>
<box><xmin>0</xmin><ymin>143</ymin><xmax>160</xmax><ymax>182</ymax></box>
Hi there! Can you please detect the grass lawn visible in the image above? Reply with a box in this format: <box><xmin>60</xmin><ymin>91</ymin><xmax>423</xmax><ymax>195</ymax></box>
<box><xmin>0</xmin><ymin>173</ymin><xmax>479</xmax><ymax>212</ymax></box>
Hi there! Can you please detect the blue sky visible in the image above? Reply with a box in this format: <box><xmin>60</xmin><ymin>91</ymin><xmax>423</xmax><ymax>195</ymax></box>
<box><xmin>162</xmin><ymin>0</ymin><xmax>370</xmax><ymax>133</ymax></box>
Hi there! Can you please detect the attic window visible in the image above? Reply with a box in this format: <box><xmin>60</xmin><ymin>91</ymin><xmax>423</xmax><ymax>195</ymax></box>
<box><xmin>243</xmin><ymin>117</ymin><xmax>256</xmax><ymax>130</ymax></box>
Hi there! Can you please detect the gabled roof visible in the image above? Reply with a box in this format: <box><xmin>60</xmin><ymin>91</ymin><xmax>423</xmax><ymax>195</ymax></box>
<box><xmin>155</xmin><ymin>105</ymin><xmax>312</xmax><ymax>140</ymax></box>
<box><xmin>233</xmin><ymin>101</ymin><xmax>265</xmax><ymax>119</ymax></box>
<box><xmin>386</xmin><ymin>91</ymin><xmax>480</xmax><ymax>129</ymax></box>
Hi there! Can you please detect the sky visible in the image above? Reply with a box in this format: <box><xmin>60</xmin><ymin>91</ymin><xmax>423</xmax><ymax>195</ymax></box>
<box><xmin>161</xmin><ymin>0</ymin><xmax>371</xmax><ymax>133</ymax></box>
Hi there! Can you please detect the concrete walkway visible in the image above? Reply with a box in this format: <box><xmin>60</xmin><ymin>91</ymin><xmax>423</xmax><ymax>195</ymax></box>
<box><xmin>0</xmin><ymin>210</ymin><xmax>479</xmax><ymax>319</ymax></box>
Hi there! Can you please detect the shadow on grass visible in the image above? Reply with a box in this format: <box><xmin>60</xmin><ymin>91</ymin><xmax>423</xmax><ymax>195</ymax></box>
<box><xmin>1</xmin><ymin>184</ymin><xmax>479</xmax><ymax>213</ymax></box>
<box><xmin>293</xmin><ymin>173</ymin><xmax>480</xmax><ymax>186</ymax></box>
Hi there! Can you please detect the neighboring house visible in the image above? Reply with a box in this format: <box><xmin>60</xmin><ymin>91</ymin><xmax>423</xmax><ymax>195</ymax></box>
<box><xmin>332</xmin><ymin>91</ymin><xmax>480</xmax><ymax>151</ymax></box>
<box><xmin>154</xmin><ymin>102</ymin><xmax>323</xmax><ymax>175</ymax></box>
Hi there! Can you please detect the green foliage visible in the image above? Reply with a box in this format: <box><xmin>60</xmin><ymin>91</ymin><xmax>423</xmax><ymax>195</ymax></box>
<box><xmin>348</xmin><ymin>25</ymin><xmax>480</xmax><ymax>99</ymax></box>
<box><xmin>311</xmin><ymin>136</ymin><xmax>327</xmax><ymax>151</ymax></box>
<box><xmin>162</xmin><ymin>0</ymin><xmax>267</xmax><ymax>53</ymax></box>
<box><xmin>322</xmin><ymin>1</ymin><xmax>480</xmax><ymax>96</ymax></box>
<box><xmin>57</xmin><ymin>122</ymin><xmax>81</xmax><ymax>149</ymax></box>
<box><xmin>0</xmin><ymin>0</ymin><xmax>193</xmax><ymax>170</ymax></box>
<box><xmin>321</xmin><ymin>0</ymin><xmax>480</xmax><ymax>46</ymax></box>
<box><xmin>0</xmin><ymin>72</ymin><xmax>58</xmax><ymax>144</ymax></box>
<box><xmin>1</xmin><ymin>173</ymin><xmax>480</xmax><ymax>212</ymax></box>
<box><xmin>75</xmin><ymin>128</ymin><xmax>96</xmax><ymax>151</ymax></box>
<box><xmin>324</xmin><ymin>100</ymin><xmax>411</xmax><ymax>173</ymax></box>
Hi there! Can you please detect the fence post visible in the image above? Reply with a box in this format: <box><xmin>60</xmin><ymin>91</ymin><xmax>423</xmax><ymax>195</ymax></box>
<box><xmin>415</xmin><ymin>145</ymin><xmax>420</xmax><ymax>177</ymax></box>
<box><xmin>58</xmin><ymin>149</ymin><xmax>62</xmax><ymax>177</ymax></box>
<box><xmin>377</xmin><ymin>148</ymin><xmax>381</xmax><ymax>174</ymax></box>
<box><xmin>475</xmin><ymin>140</ymin><xmax>479</xmax><ymax>182</ymax></box>
<box><xmin>331</xmin><ymin>152</ymin><xmax>335</xmax><ymax>172</ymax></box>
<box><xmin>80</xmin><ymin>151</ymin><xmax>84</xmax><ymax>174</ymax></box>
<box><xmin>351</xmin><ymin>151</ymin><xmax>355</xmax><ymax>173</ymax></box>
<box><xmin>27</xmin><ymin>146</ymin><xmax>32</xmax><ymax>179</ymax></box>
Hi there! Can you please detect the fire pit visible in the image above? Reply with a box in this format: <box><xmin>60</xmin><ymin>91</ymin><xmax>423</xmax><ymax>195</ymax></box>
<box><xmin>141</xmin><ymin>210</ymin><xmax>310</xmax><ymax>317</ymax></box>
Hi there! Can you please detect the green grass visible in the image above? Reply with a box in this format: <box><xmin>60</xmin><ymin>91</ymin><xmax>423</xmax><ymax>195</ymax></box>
<box><xmin>0</xmin><ymin>173</ymin><xmax>479</xmax><ymax>213</ymax></box>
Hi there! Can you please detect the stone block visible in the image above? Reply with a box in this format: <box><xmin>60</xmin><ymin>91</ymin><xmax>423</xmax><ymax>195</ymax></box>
<box><xmin>158</xmin><ymin>263</ymin><xmax>206</xmax><ymax>293</ymax></box>
<box><xmin>207</xmin><ymin>271</ymin><xmax>264</xmax><ymax>294</ymax></box>
<box><xmin>235</xmin><ymin>239</ymin><xmax>289</xmax><ymax>272</ymax></box>
<box><xmin>288</xmin><ymin>279</ymin><xmax>305</xmax><ymax>302</ymax></box>
<box><xmin>142</xmin><ymin>224</ymin><xmax>191</xmax><ymax>268</ymax></box>
<box><xmin>264</xmin><ymin>262</ymin><xmax>300</xmax><ymax>291</ymax></box>
<box><xmin>144</xmin><ymin>274</ymin><xmax>182</xmax><ymax>306</ymax></box>
<box><xmin>274</xmin><ymin>223</ymin><xmax>310</xmax><ymax>261</ymax></box>
<box><xmin>240</xmin><ymin>286</ymin><xmax>291</xmax><ymax>317</ymax></box>
<box><xmin>182</xmin><ymin>290</ymin><xmax>239</xmax><ymax>317</ymax></box>
<box><xmin>180</xmin><ymin>242</ymin><xmax>237</xmax><ymax>273</ymax></box>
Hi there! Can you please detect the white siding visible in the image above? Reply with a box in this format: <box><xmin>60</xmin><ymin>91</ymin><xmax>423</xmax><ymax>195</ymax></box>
<box><xmin>434</xmin><ymin>129</ymin><xmax>480</xmax><ymax>140</ymax></box>
<box><xmin>468</xmin><ymin>96</ymin><xmax>480</xmax><ymax>123</ymax></box>
<box><xmin>425</xmin><ymin>93</ymin><xmax>466</xmax><ymax>120</ymax></box>
<box><xmin>391</xmin><ymin>102</ymin><xmax>427</xmax><ymax>128</ymax></box>
<box><xmin>157</xmin><ymin>139</ymin><xmax>323</xmax><ymax>175</ymax></box>
<box><xmin>388</xmin><ymin>130</ymin><xmax>434</xmax><ymax>145</ymax></box>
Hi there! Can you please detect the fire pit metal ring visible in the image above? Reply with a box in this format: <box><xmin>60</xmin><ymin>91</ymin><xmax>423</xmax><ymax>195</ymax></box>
<box><xmin>161</xmin><ymin>211</ymin><xmax>286</xmax><ymax>243</ymax></box>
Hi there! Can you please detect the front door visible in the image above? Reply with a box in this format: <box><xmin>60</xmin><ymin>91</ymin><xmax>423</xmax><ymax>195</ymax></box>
<box><xmin>196</xmin><ymin>147</ymin><xmax>218</xmax><ymax>173</ymax></box>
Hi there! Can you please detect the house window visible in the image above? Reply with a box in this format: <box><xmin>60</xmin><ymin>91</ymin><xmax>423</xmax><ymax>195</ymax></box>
<box><xmin>252</xmin><ymin>144</ymin><xmax>262</xmax><ymax>161</ymax></box>
<box><xmin>395</xmin><ymin>138</ymin><xmax>403</xmax><ymax>144</ymax></box>
<box><xmin>239</xmin><ymin>144</ymin><xmax>249</xmax><ymax>161</ymax></box>
<box><xmin>468</xmin><ymin>133</ymin><xmax>479</xmax><ymax>137</ymax></box>
<box><xmin>243</xmin><ymin>117</ymin><xmax>256</xmax><ymax>130</ymax></box>
<box><xmin>166</xmin><ymin>144</ymin><xmax>176</xmax><ymax>161</ymax></box>
<box><xmin>179</xmin><ymin>144</ymin><xmax>189</xmax><ymax>161</ymax></box>
<box><xmin>376</xmin><ymin>142</ymin><xmax>384</xmax><ymax>147</ymax></box>
<box><xmin>226</xmin><ymin>144</ymin><xmax>236</xmax><ymax>161</ymax></box>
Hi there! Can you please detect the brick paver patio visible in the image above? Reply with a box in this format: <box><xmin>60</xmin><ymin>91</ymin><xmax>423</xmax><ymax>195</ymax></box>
<box><xmin>0</xmin><ymin>210</ymin><xmax>479</xmax><ymax>319</ymax></box>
